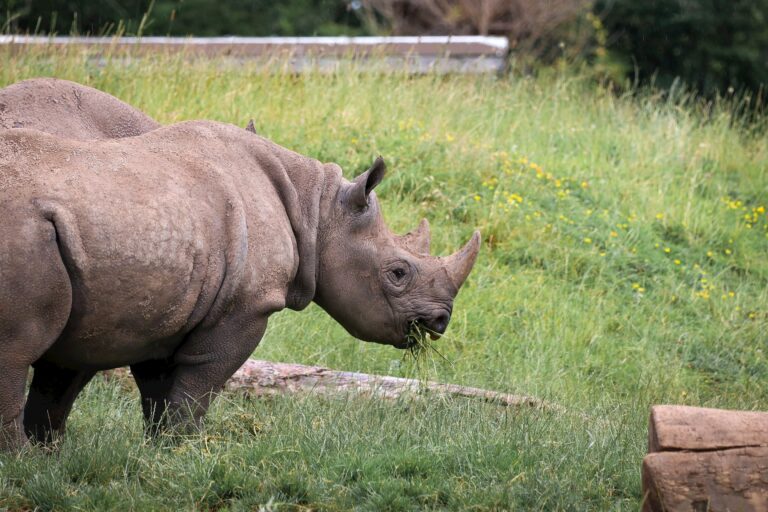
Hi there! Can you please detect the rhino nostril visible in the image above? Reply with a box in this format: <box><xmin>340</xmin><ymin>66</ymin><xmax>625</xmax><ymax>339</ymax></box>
<box><xmin>429</xmin><ymin>311</ymin><xmax>450</xmax><ymax>335</ymax></box>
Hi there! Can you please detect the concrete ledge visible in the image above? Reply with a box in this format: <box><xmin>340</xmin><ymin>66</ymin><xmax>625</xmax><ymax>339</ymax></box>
<box><xmin>0</xmin><ymin>35</ymin><xmax>509</xmax><ymax>73</ymax></box>
<box><xmin>0</xmin><ymin>35</ymin><xmax>507</xmax><ymax>56</ymax></box>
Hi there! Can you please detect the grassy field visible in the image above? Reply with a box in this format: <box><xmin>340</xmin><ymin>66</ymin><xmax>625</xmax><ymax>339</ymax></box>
<box><xmin>1</xmin><ymin>48</ymin><xmax>767</xmax><ymax>510</ymax></box>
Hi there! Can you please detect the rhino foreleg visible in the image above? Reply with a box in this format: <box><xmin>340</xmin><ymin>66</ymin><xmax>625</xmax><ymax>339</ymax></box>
<box><xmin>23</xmin><ymin>361</ymin><xmax>95</xmax><ymax>444</ymax></box>
<box><xmin>143</xmin><ymin>313</ymin><xmax>267</xmax><ymax>435</ymax></box>
<box><xmin>131</xmin><ymin>358</ymin><xmax>177</xmax><ymax>435</ymax></box>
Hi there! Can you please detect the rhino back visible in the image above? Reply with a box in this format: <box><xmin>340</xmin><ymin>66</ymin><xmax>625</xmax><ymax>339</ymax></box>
<box><xmin>0</xmin><ymin>78</ymin><xmax>160</xmax><ymax>140</ymax></box>
<box><xmin>0</xmin><ymin>126</ymin><xmax>298</xmax><ymax>369</ymax></box>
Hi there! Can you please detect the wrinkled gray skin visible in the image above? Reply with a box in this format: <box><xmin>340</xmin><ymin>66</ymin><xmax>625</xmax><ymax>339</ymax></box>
<box><xmin>0</xmin><ymin>78</ymin><xmax>160</xmax><ymax>139</ymax></box>
<box><xmin>0</xmin><ymin>120</ymin><xmax>479</xmax><ymax>449</ymax></box>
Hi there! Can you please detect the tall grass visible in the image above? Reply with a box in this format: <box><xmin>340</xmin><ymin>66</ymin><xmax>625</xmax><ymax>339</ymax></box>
<box><xmin>1</xmin><ymin>47</ymin><xmax>766</xmax><ymax>510</ymax></box>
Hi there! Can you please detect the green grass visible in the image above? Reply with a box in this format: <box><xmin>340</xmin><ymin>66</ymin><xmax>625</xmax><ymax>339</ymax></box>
<box><xmin>1</xmin><ymin>47</ymin><xmax>767</xmax><ymax>510</ymax></box>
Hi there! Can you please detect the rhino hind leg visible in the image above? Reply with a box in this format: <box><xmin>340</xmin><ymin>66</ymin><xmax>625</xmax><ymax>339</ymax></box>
<box><xmin>23</xmin><ymin>361</ymin><xmax>95</xmax><ymax>444</ymax></box>
<box><xmin>0</xmin><ymin>367</ymin><xmax>32</xmax><ymax>450</ymax></box>
<box><xmin>0</xmin><ymin>213</ymin><xmax>73</xmax><ymax>450</ymax></box>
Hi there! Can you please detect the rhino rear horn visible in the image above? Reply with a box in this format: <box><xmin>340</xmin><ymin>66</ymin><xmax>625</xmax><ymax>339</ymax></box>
<box><xmin>349</xmin><ymin>156</ymin><xmax>386</xmax><ymax>210</ymax></box>
<box><xmin>442</xmin><ymin>230</ymin><xmax>481</xmax><ymax>290</ymax></box>
<box><xmin>399</xmin><ymin>218</ymin><xmax>431</xmax><ymax>254</ymax></box>
<box><xmin>245</xmin><ymin>119</ymin><xmax>256</xmax><ymax>133</ymax></box>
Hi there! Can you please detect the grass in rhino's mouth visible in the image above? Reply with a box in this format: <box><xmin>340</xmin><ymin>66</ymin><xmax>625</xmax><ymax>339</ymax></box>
<box><xmin>403</xmin><ymin>321</ymin><xmax>450</xmax><ymax>370</ymax></box>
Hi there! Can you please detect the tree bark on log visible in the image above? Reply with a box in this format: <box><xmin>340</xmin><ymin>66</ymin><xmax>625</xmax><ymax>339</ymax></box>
<box><xmin>642</xmin><ymin>405</ymin><xmax>768</xmax><ymax>512</ymax></box>
<box><xmin>106</xmin><ymin>359</ymin><xmax>551</xmax><ymax>410</ymax></box>
<box><xmin>225</xmin><ymin>359</ymin><xmax>551</xmax><ymax>409</ymax></box>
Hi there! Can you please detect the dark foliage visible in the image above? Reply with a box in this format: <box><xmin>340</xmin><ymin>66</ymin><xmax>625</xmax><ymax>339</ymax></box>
<box><xmin>597</xmin><ymin>0</ymin><xmax>768</xmax><ymax>96</ymax></box>
<box><xmin>1</xmin><ymin>0</ymin><xmax>366</xmax><ymax>36</ymax></box>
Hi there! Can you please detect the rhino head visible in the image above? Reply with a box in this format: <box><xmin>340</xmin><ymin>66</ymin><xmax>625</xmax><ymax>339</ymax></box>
<box><xmin>314</xmin><ymin>157</ymin><xmax>480</xmax><ymax>348</ymax></box>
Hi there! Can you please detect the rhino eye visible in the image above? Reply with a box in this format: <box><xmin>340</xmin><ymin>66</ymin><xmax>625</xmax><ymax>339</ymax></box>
<box><xmin>391</xmin><ymin>268</ymin><xmax>407</xmax><ymax>280</ymax></box>
<box><xmin>383</xmin><ymin>261</ymin><xmax>412</xmax><ymax>290</ymax></box>
<box><xmin>385</xmin><ymin>264</ymin><xmax>410</xmax><ymax>287</ymax></box>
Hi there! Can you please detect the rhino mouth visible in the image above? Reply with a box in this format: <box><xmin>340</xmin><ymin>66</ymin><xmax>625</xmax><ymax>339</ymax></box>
<box><xmin>398</xmin><ymin>319</ymin><xmax>441</xmax><ymax>350</ymax></box>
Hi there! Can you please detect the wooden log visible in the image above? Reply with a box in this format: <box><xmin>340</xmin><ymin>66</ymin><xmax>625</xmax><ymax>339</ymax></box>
<box><xmin>642</xmin><ymin>405</ymin><xmax>768</xmax><ymax>512</ymax></box>
<box><xmin>105</xmin><ymin>359</ymin><xmax>552</xmax><ymax>410</ymax></box>
<box><xmin>649</xmin><ymin>405</ymin><xmax>768</xmax><ymax>453</ymax></box>
<box><xmin>225</xmin><ymin>359</ymin><xmax>552</xmax><ymax>409</ymax></box>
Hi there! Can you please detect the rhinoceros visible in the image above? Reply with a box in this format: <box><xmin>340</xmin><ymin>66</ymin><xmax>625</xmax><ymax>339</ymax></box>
<box><xmin>0</xmin><ymin>77</ymin><xmax>260</xmax><ymax>140</ymax></box>
<box><xmin>0</xmin><ymin>120</ymin><xmax>479</xmax><ymax>449</ymax></box>
<box><xmin>0</xmin><ymin>77</ymin><xmax>160</xmax><ymax>139</ymax></box>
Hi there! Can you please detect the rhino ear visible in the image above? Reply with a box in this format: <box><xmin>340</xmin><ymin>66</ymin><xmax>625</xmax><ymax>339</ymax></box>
<box><xmin>245</xmin><ymin>119</ymin><xmax>256</xmax><ymax>133</ymax></box>
<box><xmin>349</xmin><ymin>156</ymin><xmax>386</xmax><ymax>210</ymax></box>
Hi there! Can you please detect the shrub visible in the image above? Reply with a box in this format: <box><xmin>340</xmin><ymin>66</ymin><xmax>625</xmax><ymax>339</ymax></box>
<box><xmin>596</xmin><ymin>0</ymin><xmax>768</xmax><ymax>96</ymax></box>
<box><xmin>1</xmin><ymin>0</ymin><xmax>366</xmax><ymax>37</ymax></box>
<box><xmin>360</xmin><ymin>0</ymin><xmax>594</xmax><ymax>61</ymax></box>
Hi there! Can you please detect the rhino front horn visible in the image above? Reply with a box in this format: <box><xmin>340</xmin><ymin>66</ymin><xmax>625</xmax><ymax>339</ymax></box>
<box><xmin>443</xmin><ymin>230</ymin><xmax>481</xmax><ymax>290</ymax></box>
